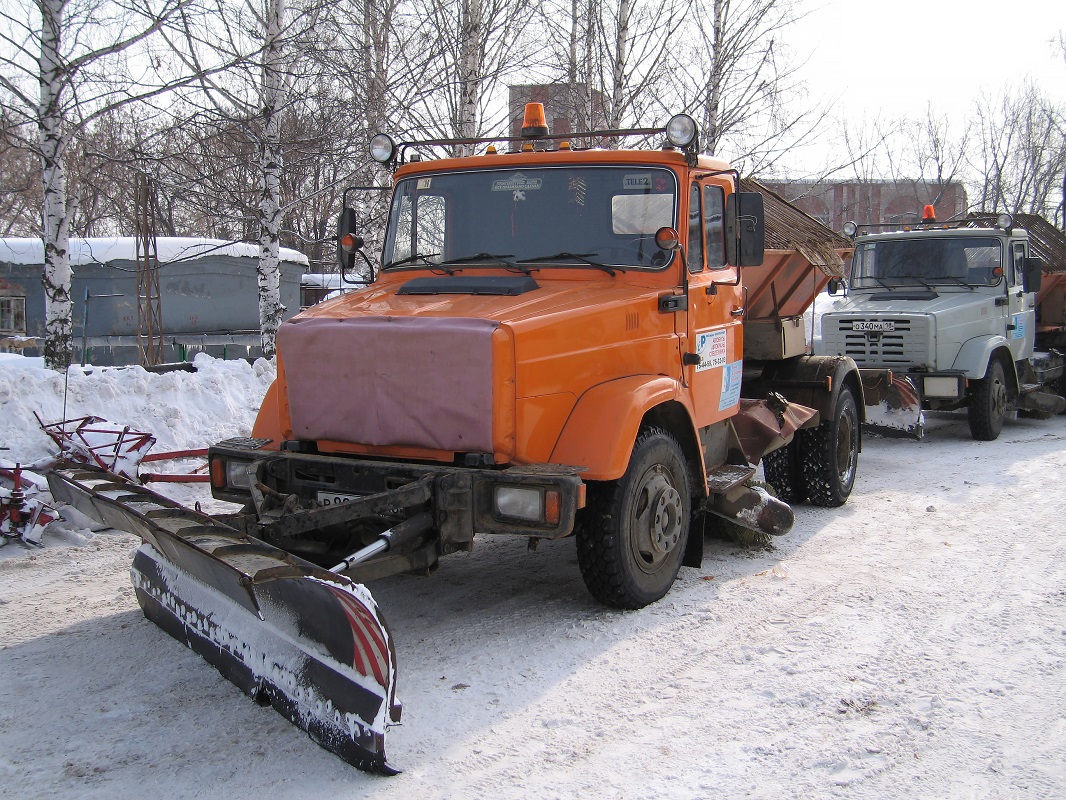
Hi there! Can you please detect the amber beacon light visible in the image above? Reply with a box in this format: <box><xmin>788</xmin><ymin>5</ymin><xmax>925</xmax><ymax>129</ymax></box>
<box><xmin>521</xmin><ymin>102</ymin><xmax>549</xmax><ymax>137</ymax></box>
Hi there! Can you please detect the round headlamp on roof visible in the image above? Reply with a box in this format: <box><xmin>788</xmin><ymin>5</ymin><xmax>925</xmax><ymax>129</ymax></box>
<box><xmin>370</xmin><ymin>133</ymin><xmax>396</xmax><ymax>164</ymax></box>
<box><xmin>996</xmin><ymin>213</ymin><xmax>1013</xmax><ymax>230</ymax></box>
<box><xmin>842</xmin><ymin>221</ymin><xmax>858</xmax><ymax>238</ymax></box>
<box><xmin>665</xmin><ymin>114</ymin><xmax>698</xmax><ymax>149</ymax></box>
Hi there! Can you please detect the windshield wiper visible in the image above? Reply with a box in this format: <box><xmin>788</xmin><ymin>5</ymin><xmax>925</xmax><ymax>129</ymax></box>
<box><xmin>857</xmin><ymin>275</ymin><xmax>892</xmax><ymax>290</ymax></box>
<box><xmin>439</xmin><ymin>252</ymin><xmax>532</xmax><ymax>274</ymax></box>
<box><xmin>888</xmin><ymin>274</ymin><xmax>934</xmax><ymax>290</ymax></box>
<box><xmin>517</xmin><ymin>251</ymin><xmax>622</xmax><ymax>276</ymax></box>
<box><xmin>935</xmin><ymin>276</ymin><xmax>975</xmax><ymax>290</ymax></box>
<box><xmin>382</xmin><ymin>252</ymin><xmax>441</xmax><ymax>270</ymax></box>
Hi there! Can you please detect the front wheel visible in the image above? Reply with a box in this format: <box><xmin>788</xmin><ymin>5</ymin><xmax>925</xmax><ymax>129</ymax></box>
<box><xmin>968</xmin><ymin>359</ymin><xmax>1008</xmax><ymax>441</ymax></box>
<box><xmin>801</xmin><ymin>385</ymin><xmax>860</xmax><ymax>507</ymax></box>
<box><xmin>576</xmin><ymin>427</ymin><xmax>691</xmax><ymax>609</ymax></box>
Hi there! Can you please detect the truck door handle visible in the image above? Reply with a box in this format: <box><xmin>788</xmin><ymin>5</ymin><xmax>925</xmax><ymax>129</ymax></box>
<box><xmin>730</xmin><ymin>308</ymin><xmax>745</xmax><ymax>317</ymax></box>
<box><xmin>995</xmin><ymin>297</ymin><xmax>1008</xmax><ymax>306</ymax></box>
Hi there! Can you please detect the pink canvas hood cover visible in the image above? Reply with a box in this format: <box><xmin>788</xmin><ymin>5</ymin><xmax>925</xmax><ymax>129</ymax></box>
<box><xmin>278</xmin><ymin>314</ymin><xmax>500</xmax><ymax>453</ymax></box>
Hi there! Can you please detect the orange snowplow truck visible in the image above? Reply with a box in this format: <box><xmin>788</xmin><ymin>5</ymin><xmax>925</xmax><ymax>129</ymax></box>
<box><xmin>221</xmin><ymin>106</ymin><xmax>864</xmax><ymax>608</ymax></box>
<box><xmin>49</xmin><ymin>106</ymin><xmax>865</xmax><ymax>774</ymax></box>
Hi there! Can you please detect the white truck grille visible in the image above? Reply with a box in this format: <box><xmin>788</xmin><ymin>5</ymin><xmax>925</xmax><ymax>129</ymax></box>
<box><xmin>821</xmin><ymin>315</ymin><xmax>933</xmax><ymax>368</ymax></box>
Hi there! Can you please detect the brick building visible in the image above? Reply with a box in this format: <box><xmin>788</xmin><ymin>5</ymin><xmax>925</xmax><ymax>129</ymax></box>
<box><xmin>762</xmin><ymin>180</ymin><xmax>968</xmax><ymax>235</ymax></box>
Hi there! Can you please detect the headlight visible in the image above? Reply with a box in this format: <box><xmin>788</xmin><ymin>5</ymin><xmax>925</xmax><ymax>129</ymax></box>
<box><xmin>996</xmin><ymin>213</ymin><xmax>1013</xmax><ymax>230</ymax></box>
<box><xmin>666</xmin><ymin>114</ymin><xmax>698</xmax><ymax>149</ymax></box>
<box><xmin>494</xmin><ymin>486</ymin><xmax>543</xmax><ymax>522</ymax></box>
<box><xmin>370</xmin><ymin>133</ymin><xmax>396</xmax><ymax>164</ymax></box>
<box><xmin>226</xmin><ymin>459</ymin><xmax>252</xmax><ymax>489</ymax></box>
<box><xmin>842</xmin><ymin>221</ymin><xmax>858</xmax><ymax>237</ymax></box>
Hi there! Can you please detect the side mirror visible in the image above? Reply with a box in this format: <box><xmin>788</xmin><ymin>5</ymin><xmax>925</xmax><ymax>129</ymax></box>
<box><xmin>827</xmin><ymin>278</ymin><xmax>844</xmax><ymax>295</ymax></box>
<box><xmin>336</xmin><ymin>207</ymin><xmax>364</xmax><ymax>274</ymax></box>
<box><xmin>1022</xmin><ymin>256</ymin><xmax>1043</xmax><ymax>293</ymax></box>
<box><xmin>725</xmin><ymin>191</ymin><xmax>765</xmax><ymax>267</ymax></box>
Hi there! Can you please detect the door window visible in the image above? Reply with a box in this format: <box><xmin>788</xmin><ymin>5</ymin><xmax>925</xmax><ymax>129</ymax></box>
<box><xmin>703</xmin><ymin>185</ymin><xmax>726</xmax><ymax>269</ymax></box>
<box><xmin>687</xmin><ymin>183</ymin><xmax>703</xmax><ymax>273</ymax></box>
<box><xmin>1011</xmin><ymin>243</ymin><xmax>1026</xmax><ymax>287</ymax></box>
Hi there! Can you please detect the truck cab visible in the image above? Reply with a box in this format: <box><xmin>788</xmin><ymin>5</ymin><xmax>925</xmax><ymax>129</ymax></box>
<box><xmin>815</xmin><ymin>211</ymin><xmax>1062</xmax><ymax>439</ymax></box>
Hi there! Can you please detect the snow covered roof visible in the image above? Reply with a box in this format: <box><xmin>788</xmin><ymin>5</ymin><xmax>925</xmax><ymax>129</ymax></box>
<box><xmin>0</xmin><ymin>237</ymin><xmax>309</xmax><ymax>267</ymax></box>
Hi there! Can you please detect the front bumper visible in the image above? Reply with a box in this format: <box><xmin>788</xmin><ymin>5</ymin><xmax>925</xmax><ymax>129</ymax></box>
<box><xmin>208</xmin><ymin>439</ymin><xmax>585</xmax><ymax>550</ymax></box>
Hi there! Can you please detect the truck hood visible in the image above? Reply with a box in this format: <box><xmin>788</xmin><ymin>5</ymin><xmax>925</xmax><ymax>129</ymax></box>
<box><xmin>277</xmin><ymin>273</ymin><xmax>674</xmax><ymax>459</ymax></box>
<box><xmin>827</xmin><ymin>288</ymin><xmax>1002</xmax><ymax>317</ymax></box>
<box><xmin>299</xmin><ymin>272</ymin><xmax>660</xmax><ymax>325</ymax></box>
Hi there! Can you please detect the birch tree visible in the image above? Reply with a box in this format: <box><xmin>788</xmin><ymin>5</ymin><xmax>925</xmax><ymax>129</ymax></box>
<box><xmin>404</xmin><ymin>0</ymin><xmax>535</xmax><ymax>153</ymax></box>
<box><xmin>972</xmin><ymin>82</ymin><xmax>1066</xmax><ymax>219</ymax></box>
<box><xmin>0</xmin><ymin>0</ymin><xmax>228</xmax><ymax>368</ymax></box>
<box><xmin>670</xmin><ymin>0</ymin><xmax>825</xmax><ymax>174</ymax></box>
<box><xmin>535</xmin><ymin>0</ymin><xmax>681</xmax><ymax>138</ymax></box>
<box><xmin>165</xmin><ymin>0</ymin><xmax>325</xmax><ymax>356</ymax></box>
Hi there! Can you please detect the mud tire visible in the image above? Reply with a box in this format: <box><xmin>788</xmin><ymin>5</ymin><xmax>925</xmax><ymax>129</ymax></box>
<box><xmin>576</xmin><ymin>427</ymin><xmax>691</xmax><ymax>609</ymax></box>
<box><xmin>761</xmin><ymin>438</ymin><xmax>808</xmax><ymax>505</ymax></box>
<box><xmin>968</xmin><ymin>359</ymin><xmax>1008</xmax><ymax>441</ymax></box>
<box><xmin>800</xmin><ymin>386</ymin><xmax>860</xmax><ymax>508</ymax></box>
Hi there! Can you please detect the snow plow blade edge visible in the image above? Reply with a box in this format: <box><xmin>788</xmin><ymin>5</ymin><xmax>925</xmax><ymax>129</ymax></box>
<box><xmin>860</xmin><ymin>372</ymin><xmax>925</xmax><ymax>440</ymax></box>
<box><xmin>46</xmin><ymin>466</ymin><xmax>400</xmax><ymax>775</ymax></box>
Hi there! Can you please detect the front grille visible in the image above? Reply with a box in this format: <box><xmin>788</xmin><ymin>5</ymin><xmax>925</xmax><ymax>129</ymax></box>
<box><xmin>821</xmin><ymin>315</ymin><xmax>933</xmax><ymax>368</ymax></box>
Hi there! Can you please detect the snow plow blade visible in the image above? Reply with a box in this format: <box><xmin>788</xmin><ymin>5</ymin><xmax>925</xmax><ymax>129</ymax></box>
<box><xmin>859</xmin><ymin>371</ymin><xmax>925</xmax><ymax>439</ymax></box>
<box><xmin>46</xmin><ymin>466</ymin><xmax>400</xmax><ymax>774</ymax></box>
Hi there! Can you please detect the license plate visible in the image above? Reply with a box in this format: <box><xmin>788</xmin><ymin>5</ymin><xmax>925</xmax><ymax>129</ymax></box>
<box><xmin>852</xmin><ymin>320</ymin><xmax>895</xmax><ymax>332</ymax></box>
<box><xmin>316</xmin><ymin>491</ymin><xmax>363</xmax><ymax>507</ymax></box>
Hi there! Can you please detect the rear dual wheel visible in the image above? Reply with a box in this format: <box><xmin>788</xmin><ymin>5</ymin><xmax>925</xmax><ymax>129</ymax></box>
<box><xmin>762</xmin><ymin>386</ymin><xmax>859</xmax><ymax>508</ymax></box>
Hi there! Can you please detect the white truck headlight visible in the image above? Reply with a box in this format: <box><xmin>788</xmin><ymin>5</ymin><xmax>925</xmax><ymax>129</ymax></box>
<box><xmin>665</xmin><ymin>114</ymin><xmax>698</xmax><ymax>149</ymax></box>
<box><xmin>226</xmin><ymin>460</ymin><xmax>253</xmax><ymax>489</ymax></box>
<box><xmin>370</xmin><ymin>133</ymin><xmax>396</xmax><ymax>164</ymax></box>
<box><xmin>494</xmin><ymin>486</ymin><xmax>543</xmax><ymax>522</ymax></box>
<box><xmin>923</xmin><ymin>376</ymin><xmax>961</xmax><ymax>398</ymax></box>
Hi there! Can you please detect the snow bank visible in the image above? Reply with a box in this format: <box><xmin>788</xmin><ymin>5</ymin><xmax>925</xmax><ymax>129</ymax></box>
<box><xmin>0</xmin><ymin>352</ymin><xmax>273</xmax><ymax>466</ymax></box>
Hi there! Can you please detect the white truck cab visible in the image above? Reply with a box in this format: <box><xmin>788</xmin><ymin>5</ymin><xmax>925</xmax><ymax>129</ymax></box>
<box><xmin>815</xmin><ymin>212</ymin><xmax>1062</xmax><ymax>440</ymax></box>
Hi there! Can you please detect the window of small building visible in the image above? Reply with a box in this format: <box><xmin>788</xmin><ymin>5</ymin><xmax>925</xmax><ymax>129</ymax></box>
<box><xmin>0</xmin><ymin>296</ymin><xmax>26</xmax><ymax>334</ymax></box>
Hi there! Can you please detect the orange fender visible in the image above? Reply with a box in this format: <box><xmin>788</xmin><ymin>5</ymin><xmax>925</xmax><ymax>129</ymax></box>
<box><xmin>251</xmin><ymin>380</ymin><xmax>284</xmax><ymax>446</ymax></box>
<box><xmin>549</xmin><ymin>375</ymin><xmax>693</xmax><ymax>481</ymax></box>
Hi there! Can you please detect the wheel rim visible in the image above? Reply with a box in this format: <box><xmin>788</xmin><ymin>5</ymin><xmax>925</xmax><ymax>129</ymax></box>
<box><xmin>835</xmin><ymin>401</ymin><xmax>858</xmax><ymax>487</ymax></box>
<box><xmin>990</xmin><ymin>373</ymin><xmax>1008</xmax><ymax>421</ymax></box>
<box><xmin>629</xmin><ymin>466</ymin><xmax>684</xmax><ymax>575</ymax></box>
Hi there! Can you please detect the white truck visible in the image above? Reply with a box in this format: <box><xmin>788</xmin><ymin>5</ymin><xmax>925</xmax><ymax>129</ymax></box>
<box><xmin>815</xmin><ymin>209</ymin><xmax>1066</xmax><ymax>440</ymax></box>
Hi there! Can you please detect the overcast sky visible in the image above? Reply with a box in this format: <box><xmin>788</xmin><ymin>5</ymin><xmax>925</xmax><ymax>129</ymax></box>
<box><xmin>785</xmin><ymin>0</ymin><xmax>1064</xmax><ymax>136</ymax></box>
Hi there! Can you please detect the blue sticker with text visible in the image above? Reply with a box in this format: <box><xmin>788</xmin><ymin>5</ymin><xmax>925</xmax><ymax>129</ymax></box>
<box><xmin>1011</xmin><ymin>314</ymin><xmax>1025</xmax><ymax>339</ymax></box>
<box><xmin>719</xmin><ymin>360</ymin><xmax>743</xmax><ymax>411</ymax></box>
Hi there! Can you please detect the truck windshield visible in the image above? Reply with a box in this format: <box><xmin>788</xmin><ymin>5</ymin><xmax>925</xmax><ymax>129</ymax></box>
<box><xmin>851</xmin><ymin>236</ymin><xmax>1003</xmax><ymax>289</ymax></box>
<box><xmin>382</xmin><ymin>166</ymin><xmax>678</xmax><ymax>271</ymax></box>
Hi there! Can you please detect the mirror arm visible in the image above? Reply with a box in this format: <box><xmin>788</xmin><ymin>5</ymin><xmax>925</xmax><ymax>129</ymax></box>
<box><xmin>342</xmin><ymin>248</ymin><xmax>376</xmax><ymax>285</ymax></box>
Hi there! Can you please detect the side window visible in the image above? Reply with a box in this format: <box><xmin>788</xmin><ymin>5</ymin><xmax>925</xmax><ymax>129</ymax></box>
<box><xmin>703</xmin><ymin>185</ymin><xmax>726</xmax><ymax>268</ymax></box>
<box><xmin>1011</xmin><ymin>242</ymin><xmax>1026</xmax><ymax>287</ymax></box>
<box><xmin>391</xmin><ymin>193</ymin><xmax>414</xmax><ymax>261</ymax></box>
<box><xmin>0</xmin><ymin>296</ymin><xmax>27</xmax><ymax>334</ymax></box>
<box><xmin>687</xmin><ymin>183</ymin><xmax>703</xmax><ymax>273</ymax></box>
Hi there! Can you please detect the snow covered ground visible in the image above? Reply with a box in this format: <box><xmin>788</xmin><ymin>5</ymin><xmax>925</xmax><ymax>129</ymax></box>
<box><xmin>1</xmin><ymin>355</ymin><xmax>1064</xmax><ymax>799</ymax></box>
